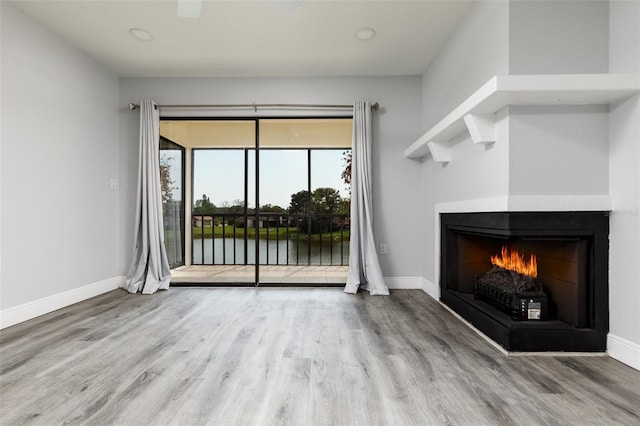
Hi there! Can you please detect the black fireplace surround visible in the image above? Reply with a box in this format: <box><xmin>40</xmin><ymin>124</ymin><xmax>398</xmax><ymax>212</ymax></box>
<box><xmin>440</xmin><ymin>211</ymin><xmax>609</xmax><ymax>352</ymax></box>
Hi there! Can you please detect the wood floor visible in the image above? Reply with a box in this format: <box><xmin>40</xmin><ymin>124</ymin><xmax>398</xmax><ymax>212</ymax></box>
<box><xmin>170</xmin><ymin>265</ymin><xmax>348</xmax><ymax>285</ymax></box>
<box><xmin>1</xmin><ymin>288</ymin><xmax>639</xmax><ymax>426</ymax></box>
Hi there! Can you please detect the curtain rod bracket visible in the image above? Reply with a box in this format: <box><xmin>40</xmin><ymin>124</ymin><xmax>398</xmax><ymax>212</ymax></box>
<box><xmin>129</xmin><ymin>103</ymin><xmax>157</xmax><ymax>110</ymax></box>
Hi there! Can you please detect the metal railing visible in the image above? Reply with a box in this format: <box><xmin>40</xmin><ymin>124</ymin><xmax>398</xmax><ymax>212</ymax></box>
<box><xmin>192</xmin><ymin>212</ymin><xmax>350</xmax><ymax>266</ymax></box>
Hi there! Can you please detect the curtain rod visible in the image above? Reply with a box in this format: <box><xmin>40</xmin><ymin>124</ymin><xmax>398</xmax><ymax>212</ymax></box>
<box><xmin>128</xmin><ymin>102</ymin><xmax>379</xmax><ymax>112</ymax></box>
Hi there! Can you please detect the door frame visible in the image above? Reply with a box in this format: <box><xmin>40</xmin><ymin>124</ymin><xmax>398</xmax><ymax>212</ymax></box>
<box><xmin>163</xmin><ymin>116</ymin><xmax>352</xmax><ymax>286</ymax></box>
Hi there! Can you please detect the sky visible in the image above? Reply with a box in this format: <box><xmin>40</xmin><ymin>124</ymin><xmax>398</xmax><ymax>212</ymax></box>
<box><xmin>166</xmin><ymin>149</ymin><xmax>350</xmax><ymax>209</ymax></box>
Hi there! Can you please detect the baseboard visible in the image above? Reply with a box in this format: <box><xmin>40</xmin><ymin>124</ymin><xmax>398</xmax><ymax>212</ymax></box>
<box><xmin>383</xmin><ymin>277</ymin><xmax>439</xmax><ymax>297</ymax></box>
<box><xmin>385</xmin><ymin>276</ymin><xmax>423</xmax><ymax>290</ymax></box>
<box><xmin>421</xmin><ymin>278</ymin><xmax>439</xmax><ymax>300</ymax></box>
<box><xmin>0</xmin><ymin>276</ymin><xmax>124</xmax><ymax>329</ymax></box>
<box><xmin>608</xmin><ymin>333</ymin><xmax>640</xmax><ymax>371</ymax></box>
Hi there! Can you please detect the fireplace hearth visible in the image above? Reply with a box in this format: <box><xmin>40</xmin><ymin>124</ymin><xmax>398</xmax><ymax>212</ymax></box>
<box><xmin>440</xmin><ymin>211</ymin><xmax>609</xmax><ymax>352</ymax></box>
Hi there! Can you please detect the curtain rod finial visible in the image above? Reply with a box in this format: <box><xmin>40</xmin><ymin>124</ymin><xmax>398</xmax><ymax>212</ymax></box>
<box><xmin>129</xmin><ymin>102</ymin><xmax>139</xmax><ymax>110</ymax></box>
<box><xmin>371</xmin><ymin>102</ymin><xmax>379</xmax><ymax>111</ymax></box>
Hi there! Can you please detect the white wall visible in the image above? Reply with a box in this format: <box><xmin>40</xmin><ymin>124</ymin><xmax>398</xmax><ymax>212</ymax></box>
<box><xmin>507</xmin><ymin>0</ymin><xmax>611</xmax><ymax>198</ymax></box>
<box><xmin>608</xmin><ymin>0</ymin><xmax>640</xmax><ymax>370</ymax></box>
<box><xmin>118</xmin><ymin>76</ymin><xmax>423</xmax><ymax>280</ymax></box>
<box><xmin>419</xmin><ymin>0</ymin><xmax>510</xmax><ymax>282</ymax></box>
<box><xmin>0</xmin><ymin>3</ymin><xmax>120</xmax><ymax>319</ymax></box>
<box><xmin>509</xmin><ymin>105</ymin><xmax>609</xmax><ymax>196</ymax></box>
<box><xmin>509</xmin><ymin>0</ymin><xmax>609</xmax><ymax>75</ymax></box>
<box><xmin>420</xmin><ymin>0</ymin><xmax>509</xmax><ymax>130</ymax></box>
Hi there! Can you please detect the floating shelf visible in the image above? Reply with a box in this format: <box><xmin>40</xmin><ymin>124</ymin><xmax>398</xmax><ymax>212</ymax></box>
<box><xmin>405</xmin><ymin>74</ymin><xmax>640</xmax><ymax>162</ymax></box>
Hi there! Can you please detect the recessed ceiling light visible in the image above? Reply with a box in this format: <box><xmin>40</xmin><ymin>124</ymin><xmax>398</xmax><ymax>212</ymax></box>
<box><xmin>355</xmin><ymin>27</ymin><xmax>376</xmax><ymax>41</ymax></box>
<box><xmin>129</xmin><ymin>28</ymin><xmax>153</xmax><ymax>41</ymax></box>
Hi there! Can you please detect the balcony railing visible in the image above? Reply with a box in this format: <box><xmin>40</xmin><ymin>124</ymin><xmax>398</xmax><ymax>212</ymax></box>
<box><xmin>192</xmin><ymin>212</ymin><xmax>350</xmax><ymax>266</ymax></box>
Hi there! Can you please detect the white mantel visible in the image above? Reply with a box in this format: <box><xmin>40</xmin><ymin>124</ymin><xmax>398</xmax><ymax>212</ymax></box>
<box><xmin>406</xmin><ymin>74</ymin><xmax>640</xmax><ymax>162</ymax></box>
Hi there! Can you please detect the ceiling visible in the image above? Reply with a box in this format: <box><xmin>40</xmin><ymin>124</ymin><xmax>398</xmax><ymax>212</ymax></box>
<box><xmin>10</xmin><ymin>0</ymin><xmax>474</xmax><ymax>78</ymax></box>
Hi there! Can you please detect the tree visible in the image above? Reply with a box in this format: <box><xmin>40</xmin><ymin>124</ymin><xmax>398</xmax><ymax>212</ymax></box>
<box><xmin>229</xmin><ymin>199</ymin><xmax>246</xmax><ymax>214</ymax></box>
<box><xmin>289</xmin><ymin>187</ymin><xmax>346</xmax><ymax>233</ymax></box>
<box><xmin>341</xmin><ymin>150</ymin><xmax>352</xmax><ymax>190</ymax></box>
<box><xmin>340</xmin><ymin>150</ymin><xmax>352</xmax><ymax>214</ymax></box>
<box><xmin>312</xmin><ymin>187</ymin><xmax>344</xmax><ymax>234</ymax></box>
<box><xmin>288</xmin><ymin>190</ymin><xmax>310</xmax><ymax>215</ymax></box>
<box><xmin>336</xmin><ymin>197</ymin><xmax>350</xmax><ymax>215</ymax></box>
<box><xmin>159</xmin><ymin>154</ymin><xmax>176</xmax><ymax>203</ymax></box>
<box><xmin>193</xmin><ymin>194</ymin><xmax>215</xmax><ymax>215</ymax></box>
<box><xmin>261</xmin><ymin>204</ymin><xmax>286</xmax><ymax>213</ymax></box>
<box><xmin>311</xmin><ymin>187</ymin><xmax>341</xmax><ymax>215</ymax></box>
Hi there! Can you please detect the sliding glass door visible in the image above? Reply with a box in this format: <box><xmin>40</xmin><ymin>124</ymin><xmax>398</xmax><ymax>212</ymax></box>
<box><xmin>160</xmin><ymin>117</ymin><xmax>351</xmax><ymax>285</ymax></box>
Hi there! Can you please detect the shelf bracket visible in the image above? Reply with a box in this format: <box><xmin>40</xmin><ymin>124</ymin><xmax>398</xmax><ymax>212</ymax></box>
<box><xmin>463</xmin><ymin>113</ymin><xmax>496</xmax><ymax>144</ymax></box>
<box><xmin>427</xmin><ymin>140</ymin><xmax>451</xmax><ymax>163</ymax></box>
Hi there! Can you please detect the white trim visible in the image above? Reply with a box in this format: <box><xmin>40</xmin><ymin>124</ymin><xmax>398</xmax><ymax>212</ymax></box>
<box><xmin>385</xmin><ymin>276</ymin><xmax>423</xmax><ymax>290</ymax></box>
<box><xmin>507</xmin><ymin>195</ymin><xmax>612</xmax><ymax>211</ymax></box>
<box><xmin>435</xmin><ymin>196</ymin><xmax>510</xmax><ymax>214</ymax></box>
<box><xmin>608</xmin><ymin>333</ymin><xmax>640</xmax><ymax>371</ymax></box>
<box><xmin>0</xmin><ymin>276</ymin><xmax>124</xmax><ymax>329</ymax></box>
<box><xmin>421</xmin><ymin>277</ymin><xmax>439</xmax><ymax>300</ymax></box>
<box><xmin>435</xmin><ymin>195</ymin><xmax>612</xmax><ymax>215</ymax></box>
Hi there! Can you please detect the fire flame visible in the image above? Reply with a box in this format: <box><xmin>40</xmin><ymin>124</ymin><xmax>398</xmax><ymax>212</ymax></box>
<box><xmin>491</xmin><ymin>246</ymin><xmax>537</xmax><ymax>278</ymax></box>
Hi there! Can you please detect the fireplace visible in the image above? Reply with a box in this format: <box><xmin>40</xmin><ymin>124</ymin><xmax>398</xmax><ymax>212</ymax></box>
<box><xmin>440</xmin><ymin>211</ymin><xmax>609</xmax><ymax>352</ymax></box>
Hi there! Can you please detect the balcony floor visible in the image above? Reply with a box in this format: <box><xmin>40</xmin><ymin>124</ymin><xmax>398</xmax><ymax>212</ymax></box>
<box><xmin>171</xmin><ymin>265</ymin><xmax>348</xmax><ymax>285</ymax></box>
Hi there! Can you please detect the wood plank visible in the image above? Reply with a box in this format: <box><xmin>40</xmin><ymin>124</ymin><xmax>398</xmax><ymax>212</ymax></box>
<box><xmin>1</xmin><ymin>288</ymin><xmax>639</xmax><ymax>425</ymax></box>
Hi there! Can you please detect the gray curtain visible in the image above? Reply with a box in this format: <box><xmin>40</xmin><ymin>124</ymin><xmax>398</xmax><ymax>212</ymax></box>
<box><xmin>122</xmin><ymin>100</ymin><xmax>172</xmax><ymax>294</ymax></box>
<box><xmin>345</xmin><ymin>100</ymin><xmax>389</xmax><ymax>295</ymax></box>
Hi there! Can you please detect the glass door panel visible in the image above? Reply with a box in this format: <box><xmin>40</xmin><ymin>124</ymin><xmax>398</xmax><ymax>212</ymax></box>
<box><xmin>258</xmin><ymin>150</ymin><xmax>307</xmax><ymax>284</ymax></box>
<box><xmin>160</xmin><ymin>137</ymin><xmax>185</xmax><ymax>269</ymax></box>
<box><xmin>310</xmin><ymin>150</ymin><xmax>351</xmax><ymax>270</ymax></box>
<box><xmin>260</xmin><ymin>118</ymin><xmax>352</xmax><ymax>148</ymax></box>
<box><xmin>191</xmin><ymin>148</ymin><xmax>255</xmax><ymax>284</ymax></box>
<box><xmin>259</xmin><ymin>148</ymin><xmax>350</xmax><ymax>285</ymax></box>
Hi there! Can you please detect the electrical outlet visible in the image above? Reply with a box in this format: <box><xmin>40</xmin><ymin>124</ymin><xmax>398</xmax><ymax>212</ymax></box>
<box><xmin>379</xmin><ymin>243</ymin><xmax>388</xmax><ymax>255</ymax></box>
<box><xmin>110</xmin><ymin>178</ymin><xmax>119</xmax><ymax>190</ymax></box>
